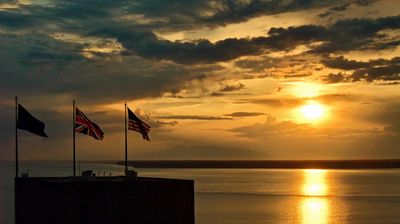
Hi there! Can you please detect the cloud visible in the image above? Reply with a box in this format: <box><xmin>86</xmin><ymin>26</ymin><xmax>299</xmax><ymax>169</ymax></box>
<box><xmin>2</xmin><ymin>1</ymin><xmax>399</xmax><ymax>66</ymax></box>
<box><xmin>122</xmin><ymin>0</ymin><xmax>345</xmax><ymax>30</ymax></box>
<box><xmin>94</xmin><ymin>29</ymin><xmax>265</xmax><ymax>64</ymax></box>
<box><xmin>367</xmin><ymin>103</ymin><xmax>400</xmax><ymax>134</ymax></box>
<box><xmin>318</xmin><ymin>0</ymin><xmax>376</xmax><ymax>18</ymax></box>
<box><xmin>236</xmin><ymin>98</ymin><xmax>304</xmax><ymax>107</ymax></box>
<box><xmin>266</xmin><ymin>15</ymin><xmax>400</xmax><ymax>53</ymax></box>
<box><xmin>318</xmin><ymin>3</ymin><xmax>351</xmax><ymax>18</ymax></box>
<box><xmin>103</xmin><ymin>16</ymin><xmax>400</xmax><ymax>64</ymax></box>
<box><xmin>231</xmin><ymin>119</ymin><xmax>314</xmax><ymax>139</ymax></box>
<box><xmin>156</xmin><ymin>115</ymin><xmax>233</xmax><ymax>120</ymax></box>
<box><xmin>137</xmin><ymin>144</ymin><xmax>264</xmax><ymax>160</ymax></box>
<box><xmin>0</xmin><ymin>0</ymin><xmax>348</xmax><ymax>34</ymax></box>
<box><xmin>209</xmin><ymin>82</ymin><xmax>248</xmax><ymax>97</ymax></box>
<box><xmin>322</xmin><ymin>56</ymin><xmax>400</xmax><ymax>70</ymax></box>
<box><xmin>0</xmin><ymin>31</ymin><xmax>226</xmax><ymax>103</ymax></box>
<box><xmin>354</xmin><ymin>0</ymin><xmax>377</xmax><ymax>6</ymax></box>
<box><xmin>227</xmin><ymin>114</ymin><xmax>400</xmax><ymax>159</ymax></box>
<box><xmin>234</xmin><ymin>56</ymin><xmax>278</xmax><ymax>72</ymax></box>
<box><xmin>323</xmin><ymin>56</ymin><xmax>400</xmax><ymax>83</ymax></box>
<box><xmin>220</xmin><ymin>82</ymin><xmax>245</xmax><ymax>92</ymax></box>
<box><xmin>237</xmin><ymin>94</ymin><xmax>358</xmax><ymax>107</ymax></box>
<box><xmin>351</xmin><ymin>64</ymin><xmax>400</xmax><ymax>82</ymax></box>
<box><xmin>225</xmin><ymin>112</ymin><xmax>266</xmax><ymax>117</ymax></box>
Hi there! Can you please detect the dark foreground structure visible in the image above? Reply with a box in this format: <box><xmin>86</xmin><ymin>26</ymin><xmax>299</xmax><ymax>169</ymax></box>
<box><xmin>15</xmin><ymin>176</ymin><xmax>195</xmax><ymax>224</ymax></box>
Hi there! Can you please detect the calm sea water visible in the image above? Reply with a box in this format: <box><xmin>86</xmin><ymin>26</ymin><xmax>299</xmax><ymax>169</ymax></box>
<box><xmin>1</xmin><ymin>161</ymin><xmax>400</xmax><ymax>224</ymax></box>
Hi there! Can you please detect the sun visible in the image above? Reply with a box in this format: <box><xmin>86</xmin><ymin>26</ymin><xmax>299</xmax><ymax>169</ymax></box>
<box><xmin>299</xmin><ymin>102</ymin><xmax>326</xmax><ymax>121</ymax></box>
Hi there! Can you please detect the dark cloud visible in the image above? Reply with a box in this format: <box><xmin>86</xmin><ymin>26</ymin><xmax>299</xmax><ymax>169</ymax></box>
<box><xmin>0</xmin><ymin>30</ymin><xmax>226</xmax><ymax>104</ymax></box>
<box><xmin>323</xmin><ymin>56</ymin><xmax>400</xmax><ymax>83</ymax></box>
<box><xmin>94</xmin><ymin>29</ymin><xmax>264</xmax><ymax>64</ymax></box>
<box><xmin>322</xmin><ymin>56</ymin><xmax>400</xmax><ymax>70</ymax></box>
<box><xmin>324</xmin><ymin>73</ymin><xmax>347</xmax><ymax>83</ymax></box>
<box><xmin>284</xmin><ymin>73</ymin><xmax>313</xmax><ymax>78</ymax></box>
<box><xmin>210</xmin><ymin>92</ymin><xmax>225</xmax><ymax>97</ymax></box>
<box><xmin>156</xmin><ymin>115</ymin><xmax>233</xmax><ymax>120</ymax></box>
<box><xmin>209</xmin><ymin>83</ymin><xmax>246</xmax><ymax>97</ymax></box>
<box><xmin>94</xmin><ymin>16</ymin><xmax>400</xmax><ymax>64</ymax></box>
<box><xmin>354</xmin><ymin>0</ymin><xmax>377</xmax><ymax>6</ymax></box>
<box><xmin>318</xmin><ymin>0</ymin><xmax>376</xmax><ymax>18</ymax></box>
<box><xmin>0</xmin><ymin>0</ymin><xmax>349</xmax><ymax>33</ymax></box>
<box><xmin>236</xmin><ymin>98</ymin><xmax>304</xmax><ymax>107</ymax></box>
<box><xmin>315</xmin><ymin>94</ymin><xmax>357</xmax><ymax>103</ymax></box>
<box><xmin>121</xmin><ymin>0</ymin><xmax>347</xmax><ymax>30</ymax></box>
<box><xmin>0</xmin><ymin>11</ymin><xmax>38</xmax><ymax>29</ymax></box>
<box><xmin>220</xmin><ymin>83</ymin><xmax>245</xmax><ymax>92</ymax></box>
<box><xmin>234</xmin><ymin>57</ymin><xmax>278</xmax><ymax>72</ymax></box>
<box><xmin>225</xmin><ymin>112</ymin><xmax>266</xmax><ymax>117</ymax></box>
<box><xmin>319</xmin><ymin>3</ymin><xmax>351</xmax><ymax>18</ymax></box>
<box><xmin>237</xmin><ymin>94</ymin><xmax>357</xmax><ymax>107</ymax></box>
<box><xmin>266</xmin><ymin>15</ymin><xmax>400</xmax><ymax>53</ymax></box>
<box><xmin>351</xmin><ymin>64</ymin><xmax>400</xmax><ymax>82</ymax></box>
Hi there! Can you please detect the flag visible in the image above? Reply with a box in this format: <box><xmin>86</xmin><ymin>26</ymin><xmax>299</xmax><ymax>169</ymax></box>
<box><xmin>75</xmin><ymin>107</ymin><xmax>104</xmax><ymax>140</ymax></box>
<box><xmin>128</xmin><ymin>107</ymin><xmax>151</xmax><ymax>141</ymax></box>
<box><xmin>17</xmin><ymin>104</ymin><xmax>48</xmax><ymax>137</ymax></box>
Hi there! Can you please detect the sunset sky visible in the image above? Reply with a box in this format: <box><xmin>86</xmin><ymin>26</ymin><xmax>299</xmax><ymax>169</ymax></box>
<box><xmin>0</xmin><ymin>0</ymin><xmax>399</xmax><ymax>161</ymax></box>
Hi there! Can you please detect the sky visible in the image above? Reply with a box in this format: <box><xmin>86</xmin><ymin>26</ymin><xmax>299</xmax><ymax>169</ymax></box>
<box><xmin>0</xmin><ymin>0</ymin><xmax>399</xmax><ymax>161</ymax></box>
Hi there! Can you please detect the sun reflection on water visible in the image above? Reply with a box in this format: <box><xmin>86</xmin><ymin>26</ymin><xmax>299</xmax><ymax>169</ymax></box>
<box><xmin>301</xmin><ymin>169</ymin><xmax>329</xmax><ymax>224</ymax></box>
<box><xmin>302</xmin><ymin>198</ymin><xmax>329</xmax><ymax>224</ymax></box>
<box><xmin>302</xmin><ymin>169</ymin><xmax>327</xmax><ymax>196</ymax></box>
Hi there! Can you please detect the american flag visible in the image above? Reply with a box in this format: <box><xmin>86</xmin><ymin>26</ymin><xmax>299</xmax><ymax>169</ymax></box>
<box><xmin>128</xmin><ymin>107</ymin><xmax>151</xmax><ymax>141</ymax></box>
<box><xmin>75</xmin><ymin>107</ymin><xmax>104</xmax><ymax>140</ymax></box>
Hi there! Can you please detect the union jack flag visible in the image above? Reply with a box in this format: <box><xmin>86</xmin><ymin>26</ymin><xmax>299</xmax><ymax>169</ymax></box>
<box><xmin>128</xmin><ymin>107</ymin><xmax>151</xmax><ymax>141</ymax></box>
<box><xmin>75</xmin><ymin>107</ymin><xmax>104</xmax><ymax>140</ymax></box>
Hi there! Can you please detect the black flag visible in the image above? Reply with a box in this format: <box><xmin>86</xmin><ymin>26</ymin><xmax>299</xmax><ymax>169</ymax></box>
<box><xmin>17</xmin><ymin>104</ymin><xmax>48</xmax><ymax>137</ymax></box>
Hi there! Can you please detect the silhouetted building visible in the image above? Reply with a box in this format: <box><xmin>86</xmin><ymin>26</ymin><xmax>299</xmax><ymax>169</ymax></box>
<box><xmin>15</xmin><ymin>176</ymin><xmax>194</xmax><ymax>224</ymax></box>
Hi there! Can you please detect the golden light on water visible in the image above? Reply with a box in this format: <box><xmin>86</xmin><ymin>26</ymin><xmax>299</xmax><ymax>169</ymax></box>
<box><xmin>302</xmin><ymin>198</ymin><xmax>329</xmax><ymax>224</ymax></box>
<box><xmin>302</xmin><ymin>169</ymin><xmax>327</xmax><ymax>196</ymax></box>
<box><xmin>301</xmin><ymin>169</ymin><xmax>329</xmax><ymax>224</ymax></box>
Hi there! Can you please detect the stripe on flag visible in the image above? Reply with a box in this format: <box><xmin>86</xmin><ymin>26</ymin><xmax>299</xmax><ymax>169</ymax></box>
<box><xmin>127</xmin><ymin>107</ymin><xmax>151</xmax><ymax>141</ymax></box>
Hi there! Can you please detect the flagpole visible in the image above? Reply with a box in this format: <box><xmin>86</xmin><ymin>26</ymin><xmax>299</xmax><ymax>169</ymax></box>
<box><xmin>15</xmin><ymin>96</ymin><xmax>18</xmax><ymax>178</ymax></box>
<box><xmin>73</xmin><ymin>99</ymin><xmax>76</xmax><ymax>176</ymax></box>
<box><xmin>124</xmin><ymin>102</ymin><xmax>128</xmax><ymax>174</ymax></box>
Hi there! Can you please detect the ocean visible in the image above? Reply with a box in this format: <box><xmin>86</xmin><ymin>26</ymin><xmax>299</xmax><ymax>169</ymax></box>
<box><xmin>1</xmin><ymin>161</ymin><xmax>400</xmax><ymax>224</ymax></box>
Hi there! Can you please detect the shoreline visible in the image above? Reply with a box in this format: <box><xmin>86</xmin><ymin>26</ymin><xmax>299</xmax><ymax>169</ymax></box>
<box><xmin>112</xmin><ymin>159</ymin><xmax>400</xmax><ymax>169</ymax></box>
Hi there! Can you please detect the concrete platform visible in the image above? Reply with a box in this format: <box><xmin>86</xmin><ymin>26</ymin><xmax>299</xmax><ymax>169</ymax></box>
<box><xmin>15</xmin><ymin>176</ymin><xmax>195</xmax><ymax>224</ymax></box>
